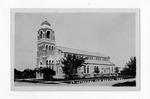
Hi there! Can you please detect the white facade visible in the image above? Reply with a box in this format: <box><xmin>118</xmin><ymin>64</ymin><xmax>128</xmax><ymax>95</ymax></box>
<box><xmin>36</xmin><ymin>21</ymin><xmax>116</xmax><ymax>79</ymax></box>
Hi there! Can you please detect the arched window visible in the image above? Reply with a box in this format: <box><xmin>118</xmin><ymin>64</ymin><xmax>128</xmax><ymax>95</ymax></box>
<box><xmin>87</xmin><ymin>66</ymin><xmax>89</xmax><ymax>73</ymax></box>
<box><xmin>40</xmin><ymin>30</ymin><xmax>43</xmax><ymax>38</ymax></box>
<box><xmin>46</xmin><ymin>60</ymin><xmax>48</xmax><ymax>65</ymax></box>
<box><xmin>47</xmin><ymin>31</ymin><xmax>50</xmax><ymax>38</ymax></box>
<box><xmin>94</xmin><ymin>66</ymin><xmax>97</xmax><ymax>72</ymax></box>
<box><xmin>49</xmin><ymin>46</ymin><xmax>51</xmax><ymax>50</ymax></box>
<box><xmin>52</xmin><ymin>60</ymin><xmax>54</xmax><ymax>65</ymax></box>
<box><xmin>84</xmin><ymin>66</ymin><xmax>86</xmax><ymax>73</ymax></box>
<box><xmin>49</xmin><ymin>60</ymin><xmax>51</xmax><ymax>65</ymax></box>
<box><xmin>52</xmin><ymin>46</ymin><xmax>53</xmax><ymax>50</ymax></box>
<box><xmin>40</xmin><ymin>62</ymin><xmax>42</xmax><ymax>65</ymax></box>
<box><xmin>46</xmin><ymin>45</ymin><xmax>48</xmax><ymax>50</ymax></box>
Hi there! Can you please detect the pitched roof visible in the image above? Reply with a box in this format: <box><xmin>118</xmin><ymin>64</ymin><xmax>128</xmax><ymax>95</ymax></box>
<box><xmin>57</xmin><ymin>46</ymin><xmax>108</xmax><ymax>58</ymax></box>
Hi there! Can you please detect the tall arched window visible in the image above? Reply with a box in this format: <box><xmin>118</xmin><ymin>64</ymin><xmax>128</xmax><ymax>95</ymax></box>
<box><xmin>87</xmin><ymin>66</ymin><xmax>89</xmax><ymax>73</ymax></box>
<box><xmin>40</xmin><ymin>31</ymin><xmax>43</xmax><ymax>38</ymax></box>
<box><xmin>46</xmin><ymin>31</ymin><xmax>50</xmax><ymax>38</ymax></box>
<box><xmin>84</xmin><ymin>66</ymin><xmax>86</xmax><ymax>73</ymax></box>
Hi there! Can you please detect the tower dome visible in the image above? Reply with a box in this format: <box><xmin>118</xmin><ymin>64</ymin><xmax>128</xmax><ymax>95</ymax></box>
<box><xmin>40</xmin><ymin>21</ymin><xmax>53</xmax><ymax>29</ymax></box>
<box><xmin>41</xmin><ymin>21</ymin><xmax>51</xmax><ymax>26</ymax></box>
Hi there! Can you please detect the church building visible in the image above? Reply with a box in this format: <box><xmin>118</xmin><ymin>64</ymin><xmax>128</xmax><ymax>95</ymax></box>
<box><xmin>36</xmin><ymin>21</ymin><xmax>116</xmax><ymax>79</ymax></box>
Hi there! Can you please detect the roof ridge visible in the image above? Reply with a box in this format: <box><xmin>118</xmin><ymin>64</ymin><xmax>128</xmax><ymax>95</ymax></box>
<box><xmin>57</xmin><ymin>46</ymin><xmax>108</xmax><ymax>57</ymax></box>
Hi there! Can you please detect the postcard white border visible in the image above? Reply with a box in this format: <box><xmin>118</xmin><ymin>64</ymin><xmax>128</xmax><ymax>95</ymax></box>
<box><xmin>10</xmin><ymin>8</ymin><xmax>140</xmax><ymax>91</ymax></box>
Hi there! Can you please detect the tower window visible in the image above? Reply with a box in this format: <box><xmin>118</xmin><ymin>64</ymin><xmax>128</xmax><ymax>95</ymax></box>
<box><xmin>40</xmin><ymin>31</ymin><xmax>43</xmax><ymax>38</ymax></box>
<box><xmin>49</xmin><ymin>46</ymin><xmax>51</xmax><ymax>50</ymax></box>
<box><xmin>40</xmin><ymin>62</ymin><xmax>42</xmax><ymax>65</ymax></box>
<box><xmin>52</xmin><ymin>46</ymin><xmax>53</xmax><ymax>50</ymax></box>
<box><xmin>46</xmin><ymin>45</ymin><xmax>48</xmax><ymax>50</ymax></box>
<box><xmin>49</xmin><ymin>60</ymin><xmax>51</xmax><ymax>65</ymax></box>
<box><xmin>52</xmin><ymin>60</ymin><xmax>54</xmax><ymax>65</ymax></box>
<box><xmin>47</xmin><ymin>31</ymin><xmax>50</xmax><ymax>38</ymax></box>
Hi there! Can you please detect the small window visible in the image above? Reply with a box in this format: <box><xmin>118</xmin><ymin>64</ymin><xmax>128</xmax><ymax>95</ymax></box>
<box><xmin>46</xmin><ymin>60</ymin><xmax>48</xmax><ymax>65</ymax></box>
<box><xmin>46</xmin><ymin>45</ymin><xmax>48</xmax><ymax>50</ymax></box>
<box><xmin>49</xmin><ymin>60</ymin><xmax>51</xmax><ymax>65</ymax></box>
<box><xmin>40</xmin><ymin>62</ymin><xmax>42</xmax><ymax>65</ymax></box>
<box><xmin>49</xmin><ymin>46</ymin><xmax>51</xmax><ymax>50</ymax></box>
<box><xmin>52</xmin><ymin>46</ymin><xmax>53</xmax><ymax>50</ymax></box>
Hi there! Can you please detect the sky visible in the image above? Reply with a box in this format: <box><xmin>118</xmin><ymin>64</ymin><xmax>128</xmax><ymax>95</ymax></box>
<box><xmin>15</xmin><ymin>12</ymin><xmax>136</xmax><ymax>71</ymax></box>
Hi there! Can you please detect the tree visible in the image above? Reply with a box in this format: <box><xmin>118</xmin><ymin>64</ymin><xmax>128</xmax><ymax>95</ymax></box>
<box><xmin>40</xmin><ymin>67</ymin><xmax>55</xmax><ymax>80</ymax></box>
<box><xmin>121</xmin><ymin>56</ymin><xmax>136</xmax><ymax>77</ymax></box>
<box><xmin>61</xmin><ymin>54</ymin><xmax>87</xmax><ymax>80</ymax></box>
<box><xmin>22</xmin><ymin>68</ymin><xmax>36</xmax><ymax>78</ymax></box>
<box><xmin>115</xmin><ymin>67</ymin><xmax>119</xmax><ymax>74</ymax></box>
<box><xmin>14</xmin><ymin>68</ymin><xmax>22</xmax><ymax>79</ymax></box>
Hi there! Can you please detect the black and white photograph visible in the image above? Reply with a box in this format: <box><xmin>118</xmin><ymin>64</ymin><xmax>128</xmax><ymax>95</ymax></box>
<box><xmin>11</xmin><ymin>9</ymin><xmax>140</xmax><ymax>91</ymax></box>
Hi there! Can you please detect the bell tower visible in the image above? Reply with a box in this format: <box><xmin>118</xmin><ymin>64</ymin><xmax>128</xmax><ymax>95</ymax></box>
<box><xmin>36</xmin><ymin>21</ymin><xmax>56</xmax><ymax>79</ymax></box>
